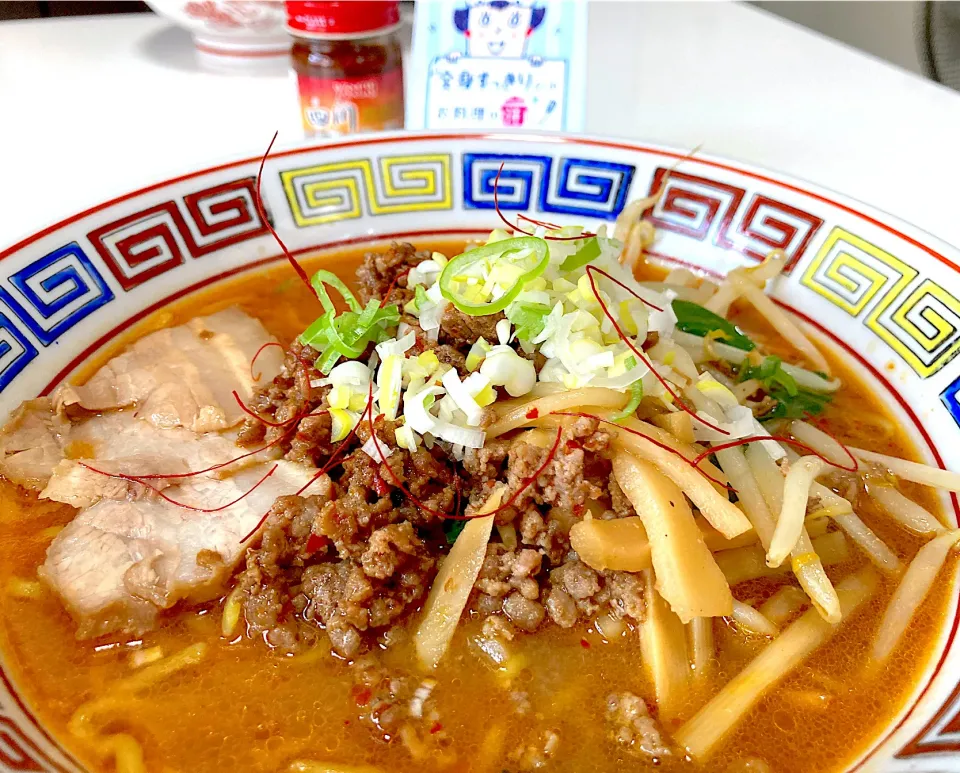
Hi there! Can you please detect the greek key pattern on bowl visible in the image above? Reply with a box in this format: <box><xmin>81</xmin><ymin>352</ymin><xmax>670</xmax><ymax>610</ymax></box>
<box><xmin>801</xmin><ymin>226</ymin><xmax>960</xmax><ymax>378</ymax></box>
<box><xmin>0</xmin><ymin>243</ymin><xmax>113</xmax><ymax>348</ymax></box>
<box><xmin>88</xmin><ymin>178</ymin><xmax>267</xmax><ymax>291</ymax></box>
<box><xmin>0</xmin><ymin>710</ymin><xmax>66</xmax><ymax>772</ymax></box>
<box><xmin>642</xmin><ymin>168</ymin><xmax>823</xmax><ymax>270</ymax></box>
<box><xmin>462</xmin><ymin>153</ymin><xmax>634</xmax><ymax>219</ymax></box>
<box><xmin>87</xmin><ymin>203</ymin><xmax>191</xmax><ymax>291</ymax></box>
<box><xmin>281</xmin><ymin>154</ymin><xmax>453</xmax><ymax>227</ymax></box>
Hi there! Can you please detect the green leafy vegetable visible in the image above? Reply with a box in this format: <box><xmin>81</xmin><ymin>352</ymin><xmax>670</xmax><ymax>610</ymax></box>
<box><xmin>415</xmin><ymin>284</ymin><xmax>429</xmax><ymax>309</ymax></box>
<box><xmin>672</xmin><ymin>300</ymin><xmax>756</xmax><ymax>352</ymax></box>
<box><xmin>559</xmin><ymin>237</ymin><xmax>602</xmax><ymax>272</ymax></box>
<box><xmin>439</xmin><ymin>236</ymin><xmax>549</xmax><ymax>316</ymax></box>
<box><xmin>739</xmin><ymin>356</ymin><xmax>831</xmax><ymax>420</ymax></box>
<box><xmin>507</xmin><ymin>301</ymin><xmax>552</xmax><ymax>342</ymax></box>
<box><xmin>443</xmin><ymin>520</ymin><xmax>466</xmax><ymax>545</ymax></box>
<box><xmin>299</xmin><ymin>270</ymin><xmax>399</xmax><ymax>374</ymax></box>
<box><xmin>739</xmin><ymin>356</ymin><xmax>798</xmax><ymax>397</ymax></box>
<box><xmin>610</xmin><ymin>380</ymin><xmax>644</xmax><ymax>423</ymax></box>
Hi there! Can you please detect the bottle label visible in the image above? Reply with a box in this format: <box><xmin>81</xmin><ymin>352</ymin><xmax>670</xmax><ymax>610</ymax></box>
<box><xmin>297</xmin><ymin>69</ymin><xmax>404</xmax><ymax>137</ymax></box>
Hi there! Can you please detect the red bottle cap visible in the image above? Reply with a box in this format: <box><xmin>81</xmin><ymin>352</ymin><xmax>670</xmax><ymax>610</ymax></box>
<box><xmin>286</xmin><ymin>1</ymin><xmax>401</xmax><ymax>38</ymax></box>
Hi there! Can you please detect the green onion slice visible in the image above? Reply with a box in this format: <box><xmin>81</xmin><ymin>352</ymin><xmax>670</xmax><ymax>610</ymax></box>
<box><xmin>300</xmin><ymin>269</ymin><xmax>400</xmax><ymax>374</ymax></box>
<box><xmin>559</xmin><ymin>237</ymin><xmax>602</xmax><ymax>273</ymax></box>
<box><xmin>439</xmin><ymin>237</ymin><xmax>549</xmax><ymax>317</ymax></box>
<box><xmin>610</xmin><ymin>379</ymin><xmax>644</xmax><ymax>423</ymax></box>
<box><xmin>672</xmin><ymin>299</ymin><xmax>755</xmax><ymax>352</ymax></box>
<box><xmin>506</xmin><ymin>300</ymin><xmax>553</xmax><ymax>342</ymax></box>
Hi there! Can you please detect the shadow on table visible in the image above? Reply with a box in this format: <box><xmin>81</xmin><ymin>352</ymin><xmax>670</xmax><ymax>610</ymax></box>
<box><xmin>138</xmin><ymin>23</ymin><xmax>200</xmax><ymax>74</ymax></box>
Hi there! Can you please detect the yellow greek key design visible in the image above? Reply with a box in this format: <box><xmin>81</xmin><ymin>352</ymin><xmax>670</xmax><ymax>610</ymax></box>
<box><xmin>868</xmin><ymin>278</ymin><xmax>960</xmax><ymax>377</ymax></box>
<box><xmin>281</xmin><ymin>160</ymin><xmax>369</xmax><ymax>227</ymax></box>
<box><xmin>282</xmin><ymin>154</ymin><xmax>453</xmax><ymax>227</ymax></box>
<box><xmin>800</xmin><ymin>227</ymin><xmax>917</xmax><ymax>316</ymax></box>
<box><xmin>368</xmin><ymin>155</ymin><xmax>453</xmax><ymax>214</ymax></box>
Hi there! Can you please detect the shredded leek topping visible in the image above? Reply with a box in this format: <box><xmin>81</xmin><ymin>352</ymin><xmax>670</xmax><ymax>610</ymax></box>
<box><xmin>300</xmin><ymin>270</ymin><xmax>400</xmax><ymax>374</ymax></box>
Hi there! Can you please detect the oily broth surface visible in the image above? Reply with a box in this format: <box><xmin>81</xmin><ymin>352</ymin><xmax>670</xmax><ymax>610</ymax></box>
<box><xmin>0</xmin><ymin>242</ymin><xmax>953</xmax><ymax>773</ymax></box>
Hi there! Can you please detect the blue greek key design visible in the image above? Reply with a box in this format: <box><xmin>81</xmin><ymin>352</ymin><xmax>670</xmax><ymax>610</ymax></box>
<box><xmin>1</xmin><ymin>242</ymin><xmax>114</xmax><ymax>346</ymax></box>
<box><xmin>0</xmin><ymin>304</ymin><xmax>38</xmax><ymax>393</ymax></box>
<box><xmin>462</xmin><ymin>153</ymin><xmax>551</xmax><ymax>211</ymax></box>
<box><xmin>542</xmin><ymin>158</ymin><xmax>635</xmax><ymax>219</ymax></box>
<box><xmin>462</xmin><ymin>153</ymin><xmax>635</xmax><ymax>220</ymax></box>
<box><xmin>940</xmin><ymin>373</ymin><xmax>960</xmax><ymax>428</ymax></box>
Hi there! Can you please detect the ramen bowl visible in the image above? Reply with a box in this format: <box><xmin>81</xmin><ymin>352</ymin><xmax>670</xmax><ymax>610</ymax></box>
<box><xmin>0</xmin><ymin>132</ymin><xmax>959</xmax><ymax>772</ymax></box>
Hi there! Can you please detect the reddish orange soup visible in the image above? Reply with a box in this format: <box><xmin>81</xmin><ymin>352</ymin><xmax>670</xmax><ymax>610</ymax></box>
<box><xmin>0</xmin><ymin>242</ymin><xmax>953</xmax><ymax>773</ymax></box>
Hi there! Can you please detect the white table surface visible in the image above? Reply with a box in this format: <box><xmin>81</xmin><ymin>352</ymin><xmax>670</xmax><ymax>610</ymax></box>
<box><xmin>1</xmin><ymin>2</ymin><xmax>959</xmax><ymax>251</ymax></box>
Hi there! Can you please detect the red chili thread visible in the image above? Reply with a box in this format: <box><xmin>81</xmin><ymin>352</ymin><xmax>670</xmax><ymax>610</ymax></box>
<box><xmin>362</xmin><ymin>383</ymin><xmax>564</xmax><ymax>521</ymax></box>
<box><xmin>692</xmin><ymin>434</ymin><xmax>858</xmax><ymax>474</ymax></box>
<box><xmin>582</xmin><ymin>266</ymin><xmax>729</xmax><ymax>437</ymax></box>
<box><xmin>492</xmin><ymin>163</ymin><xmax>597</xmax><ymax>241</ymax></box>
<box><xmin>255</xmin><ymin>132</ymin><xmax>313</xmax><ymax>293</ymax></box>
<box><xmin>584</xmin><ymin>264</ymin><xmax>664</xmax><ymax>312</ymax></box>
<box><xmin>240</xmin><ymin>393</ymin><xmax>371</xmax><ymax>544</ymax></box>
<box><xmin>518</xmin><ymin>212</ymin><xmax>563</xmax><ymax>230</ymax></box>
<box><xmin>795</xmin><ymin>419</ymin><xmax>860</xmax><ymax>472</ymax></box>
<box><xmin>250</xmin><ymin>341</ymin><xmax>285</xmax><ymax>382</ymax></box>
<box><xmin>232</xmin><ymin>390</ymin><xmax>318</xmax><ymax>429</ymax></box>
<box><xmin>580</xmin><ymin>638</ymin><xmax>591</xmax><ymax>649</ymax></box>
<box><xmin>554</xmin><ymin>411</ymin><xmax>733</xmax><ymax>491</ymax></box>
<box><xmin>525</xmin><ymin>407</ymin><xmax>539</xmax><ymax>419</ymax></box>
<box><xmin>79</xmin><ymin>462</ymin><xmax>279</xmax><ymax>513</ymax></box>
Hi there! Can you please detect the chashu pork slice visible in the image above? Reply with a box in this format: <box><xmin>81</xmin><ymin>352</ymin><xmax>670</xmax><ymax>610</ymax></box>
<box><xmin>0</xmin><ymin>398</ymin><xmax>70</xmax><ymax>491</ymax></box>
<box><xmin>40</xmin><ymin>411</ymin><xmax>275</xmax><ymax>509</ymax></box>
<box><xmin>53</xmin><ymin>307</ymin><xmax>284</xmax><ymax>433</ymax></box>
<box><xmin>41</xmin><ymin>461</ymin><xmax>329</xmax><ymax>639</ymax></box>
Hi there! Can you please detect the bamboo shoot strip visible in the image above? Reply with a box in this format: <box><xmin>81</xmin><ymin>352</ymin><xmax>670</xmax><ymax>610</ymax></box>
<box><xmin>609</xmin><ymin>421</ymin><xmax>750</xmax><ymax>539</ymax></box>
<box><xmin>613</xmin><ymin>453</ymin><xmax>733</xmax><ymax>622</ymax></box>
<box><xmin>675</xmin><ymin>567</ymin><xmax>878</xmax><ymax>760</ymax></box>
<box><xmin>486</xmin><ymin>387</ymin><xmax>628</xmax><ymax>438</ymax></box>
<box><xmin>569</xmin><ymin>516</ymin><xmax>651</xmax><ymax>572</ymax></box>
<box><xmin>414</xmin><ymin>486</ymin><xmax>505</xmax><ymax>670</ymax></box>
<box><xmin>640</xmin><ymin>569</ymin><xmax>691</xmax><ymax>721</ymax></box>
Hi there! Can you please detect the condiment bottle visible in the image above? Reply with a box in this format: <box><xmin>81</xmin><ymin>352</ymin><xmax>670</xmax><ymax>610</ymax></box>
<box><xmin>286</xmin><ymin>1</ymin><xmax>405</xmax><ymax>138</ymax></box>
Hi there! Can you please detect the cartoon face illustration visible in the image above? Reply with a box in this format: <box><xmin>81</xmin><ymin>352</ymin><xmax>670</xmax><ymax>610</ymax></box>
<box><xmin>454</xmin><ymin>1</ymin><xmax>546</xmax><ymax>58</ymax></box>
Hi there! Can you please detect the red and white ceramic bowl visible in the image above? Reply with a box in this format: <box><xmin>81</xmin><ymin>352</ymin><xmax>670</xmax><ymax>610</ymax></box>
<box><xmin>1</xmin><ymin>132</ymin><xmax>959</xmax><ymax>771</ymax></box>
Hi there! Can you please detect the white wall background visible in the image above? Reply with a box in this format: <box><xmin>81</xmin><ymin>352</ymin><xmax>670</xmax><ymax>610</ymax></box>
<box><xmin>752</xmin><ymin>1</ymin><xmax>923</xmax><ymax>75</ymax></box>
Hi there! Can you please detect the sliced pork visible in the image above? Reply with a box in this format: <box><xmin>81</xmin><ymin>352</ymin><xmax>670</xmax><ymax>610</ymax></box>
<box><xmin>40</xmin><ymin>412</ymin><xmax>273</xmax><ymax>509</ymax></box>
<box><xmin>54</xmin><ymin>308</ymin><xmax>283</xmax><ymax>432</ymax></box>
<box><xmin>0</xmin><ymin>398</ymin><xmax>70</xmax><ymax>491</ymax></box>
<box><xmin>41</xmin><ymin>461</ymin><xmax>330</xmax><ymax>639</ymax></box>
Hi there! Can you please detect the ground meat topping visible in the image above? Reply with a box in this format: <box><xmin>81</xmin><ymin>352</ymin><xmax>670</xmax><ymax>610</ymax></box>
<box><xmin>233</xmin><ymin>243</ymin><xmax>648</xmax><ymax>663</ymax></box>
<box><xmin>607</xmin><ymin>691</ymin><xmax>672</xmax><ymax>759</ymax></box>
<box><xmin>356</xmin><ymin>241</ymin><xmax>430</xmax><ymax>307</ymax></box>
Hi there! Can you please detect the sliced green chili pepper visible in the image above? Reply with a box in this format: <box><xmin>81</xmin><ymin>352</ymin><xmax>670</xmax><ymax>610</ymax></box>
<box><xmin>438</xmin><ymin>236</ymin><xmax>549</xmax><ymax>316</ymax></box>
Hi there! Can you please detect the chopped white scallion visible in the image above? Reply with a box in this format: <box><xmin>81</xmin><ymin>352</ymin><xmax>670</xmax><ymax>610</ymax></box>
<box><xmin>361</xmin><ymin>434</ymin><xmax>393</xmax><ymax>460</ymax></box>
<box><xmin>480</xmin><ymin>346</ymin><xmax>537</xmax><ymax>397</ymax></box>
